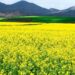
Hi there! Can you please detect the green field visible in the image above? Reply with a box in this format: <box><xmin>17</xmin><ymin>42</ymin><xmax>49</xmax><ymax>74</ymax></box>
<box><xmin>1</xmin><ymin>16</ymin><xmax>75</xmax><ymax>23</ymax></box>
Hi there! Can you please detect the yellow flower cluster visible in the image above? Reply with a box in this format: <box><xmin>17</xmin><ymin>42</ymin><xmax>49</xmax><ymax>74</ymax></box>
<box><xmin>0</xmin><ymin>31</ymin><xmax>74</xmax><ymax>75</ymax></box>
<box><xmin>0</xmin><ymin>23</ymin><xmax>74</xmax><ymax>75</ymax></box>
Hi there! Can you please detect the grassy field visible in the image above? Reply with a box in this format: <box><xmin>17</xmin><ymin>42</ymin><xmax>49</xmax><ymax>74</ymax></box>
<box><xmin>1</xmin><ymin>16</ymin><xmax>75</xmax><ymax>23</ymax></box>
<box><xmin>0</xmin><ymin>22</ymin><xmax>75</xmax><ymax>75</ymax></box>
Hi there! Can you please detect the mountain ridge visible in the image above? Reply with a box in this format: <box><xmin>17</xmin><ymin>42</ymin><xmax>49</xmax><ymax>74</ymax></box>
<box><xmin>0</xmin><ymin>1</ymin><xmax>50</xmax><ymax>17</ymax></box>
<box><xmin>0</xmin><ymin>1</ymin><xmax>75</xmax><ymax>17</ymax></box>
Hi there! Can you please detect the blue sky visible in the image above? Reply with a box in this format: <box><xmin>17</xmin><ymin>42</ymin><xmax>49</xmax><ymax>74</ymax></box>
<box><xmin>0</xmin><ymin>0</ymin><xmax>75</xmax><ymax>9</ymax></box>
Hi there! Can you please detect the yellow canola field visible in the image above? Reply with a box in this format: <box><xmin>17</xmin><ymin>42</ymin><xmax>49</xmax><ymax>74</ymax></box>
<box><xmin>0</xmin><ymin>22</ymin><xmax>75</xmax><ymax>75</ymax></box>
<box><xmin>0</xmin><ymin>22</ymin><xmax>75</xmax><ymax>31</ymax></box>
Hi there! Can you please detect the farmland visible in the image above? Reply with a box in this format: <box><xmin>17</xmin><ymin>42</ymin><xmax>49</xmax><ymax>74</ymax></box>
<box><xmin>0</xmin><ymin>22</ymin><xmax>75</xmax><ymax>75</ymax></box>
<box><xmin>1</xmin><ymin>16</ymin><xmax>75</xmax><ymax>23</ymax></box>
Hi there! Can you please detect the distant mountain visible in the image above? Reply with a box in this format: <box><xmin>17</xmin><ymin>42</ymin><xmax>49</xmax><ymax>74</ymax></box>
<box><xmin>0</xmin><ymin>1</ymin><xmax>50</xmax><ymax>17</ymax></box>
<box><xmin>49</xmin><ymin>8</ymin><xmax>60</xmax><ymax>13</ymax></box>
<box><xmin>0</xmin><ymin>1</ymin><xmax>75</xmax><ymax>17</ymax></box>
<box><xmin>0</xmin><ymin>2</ymin><xmax>7</xmax><ymax>13</ymax></box>
<box><xmin>52</xmin><ymin>6</ymin><xmax>75</xmax><ymax>17</ymax></box>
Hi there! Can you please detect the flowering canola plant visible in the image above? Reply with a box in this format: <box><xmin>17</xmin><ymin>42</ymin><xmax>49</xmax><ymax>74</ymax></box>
<box><xmin>0</xmin><ymin>22</ymin><xmax>75</xmax><ymax>75</ymax></box>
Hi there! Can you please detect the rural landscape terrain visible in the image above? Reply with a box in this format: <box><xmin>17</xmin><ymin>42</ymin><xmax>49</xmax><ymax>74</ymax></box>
<box><xmin>0</xmin><ymin>0</ymin><xmax>75</xmax><ymax>75</ymax></box>
<box><xmin>0</xmin><ymin>22</ymin><xmax>75</xmax><ymax>75</ymax></box>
